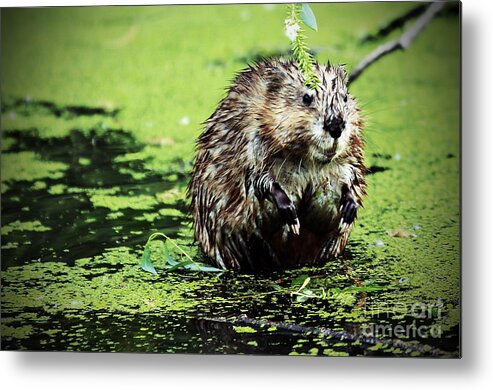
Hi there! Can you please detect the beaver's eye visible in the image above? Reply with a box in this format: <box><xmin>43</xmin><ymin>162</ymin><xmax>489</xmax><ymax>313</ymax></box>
<box><xmin>302</xmin><ymin>93</ymin><xmax>313</xmax><ymax>106</ymax></box>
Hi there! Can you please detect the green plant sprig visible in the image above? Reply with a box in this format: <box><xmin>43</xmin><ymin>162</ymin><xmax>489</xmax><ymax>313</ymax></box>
<box><xmin>140</xmin><ymin>232</ymin><xmax>223</xmax><ymax>274</ymax></box>
<box><xmin>286</xmin><ymin>4</ymin><xmax>320</xmax><ymax>89</ymax></box>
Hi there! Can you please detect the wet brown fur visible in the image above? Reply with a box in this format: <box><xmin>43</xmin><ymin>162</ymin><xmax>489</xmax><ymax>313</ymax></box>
<box><xmin>189</xmin><ymin>59</ymin><xmax>366</xmax><ymax>272</ymax></box>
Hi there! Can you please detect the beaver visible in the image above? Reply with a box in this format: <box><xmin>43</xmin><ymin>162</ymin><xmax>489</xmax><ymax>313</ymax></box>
<box><xmin>189</xmin><ymin>58</ymin><xmax>366</xmax><ymax>272</ymax></box>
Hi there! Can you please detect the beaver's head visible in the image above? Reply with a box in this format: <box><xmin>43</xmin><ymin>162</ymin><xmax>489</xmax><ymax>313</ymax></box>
<box><xmin>257</xmin><ymin>60</ymin><xmax>362</xmax><ymax>164</ymax></box>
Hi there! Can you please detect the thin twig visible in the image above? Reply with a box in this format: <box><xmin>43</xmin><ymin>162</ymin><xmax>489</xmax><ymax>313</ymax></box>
<box><xmin>348</xmin><ymin>2</ymin><xmax>446</xmax><ymax>85</ymax></box>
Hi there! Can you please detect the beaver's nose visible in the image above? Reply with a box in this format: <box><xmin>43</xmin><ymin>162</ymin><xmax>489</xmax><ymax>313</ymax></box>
<box><xmin>324</xmin><ymin>116</ymin><xmax>345</xmax><ymax>139</ymax></box>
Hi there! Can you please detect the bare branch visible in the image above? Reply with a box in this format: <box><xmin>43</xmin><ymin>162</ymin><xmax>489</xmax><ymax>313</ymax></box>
<box><xmin>348</xmin><ymin>2</ymin><xmax>446</xmax><ymax>85</ymax></box>
<box><xmin>361</xmin><ymin>3</ymin><xmax>428</xmax><ymax>43</ymax></box>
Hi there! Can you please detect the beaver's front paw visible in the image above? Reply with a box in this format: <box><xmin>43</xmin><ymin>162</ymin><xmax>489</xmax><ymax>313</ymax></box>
<box><xmin>341</xmin><ymin>192</ymin><xmax>358</xmax><ymax>224</ymax></box>
<box><xmin>271</xmin><ymin>183</ymin><xmax>300</xmax><ymax>235</ymax></box>
<box><xmin>279</xmin><ymin>202</ymin><xmax>300</xmax><ymax>235</ymax></box>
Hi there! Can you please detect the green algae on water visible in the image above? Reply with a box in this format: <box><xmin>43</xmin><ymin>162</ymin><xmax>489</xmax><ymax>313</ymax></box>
<box><xmin>1</xmin><ymin>247</ymin><xmax>203</xmax><ymax>316</ymax></box>
<box><xmin>2</xmin><ymin>152</ymin><xmax>68</xmax><ymax>182</ymax></box>
<box><xmin>233</xmin><ymin>326</ymin><xmax>257</xmax><ymax>334</ymax></box>
<box><xmin>90</xmin><ymin>194</ymin><xmax>159</xmax><ymax>211</ymax></box>
<box><xmin>2</xmin><ymin>220</ymin><xmax>51</xmax><ymax>235</ymax></box>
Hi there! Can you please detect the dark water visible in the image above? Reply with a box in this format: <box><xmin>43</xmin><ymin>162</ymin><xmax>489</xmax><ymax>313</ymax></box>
<box><xmin>1</xmin><ymin>126</ymin><xmax>188</xmax><ymax>270</ymax></box>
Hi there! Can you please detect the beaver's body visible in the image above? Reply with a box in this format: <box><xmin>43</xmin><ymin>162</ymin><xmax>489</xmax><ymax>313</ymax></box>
<box><xmin>189</xmin><ymin>59</ymin><xmax>366</xmax><ymax>272</ymax></box>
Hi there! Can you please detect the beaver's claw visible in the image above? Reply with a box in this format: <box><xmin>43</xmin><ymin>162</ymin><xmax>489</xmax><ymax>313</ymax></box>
<box><xmin>271</xmin><ymin>182</ymin><xmax>300</xmax><ymax>235</ymax></box>
<box><xmin>289</xmin><ymin>218</ymin><xmax>301</xmax><ymax>235</ymax></box>
<box><xmin>278</xmin><ymin>203</ymin><xmax>300</xmax><ymax>235</ymax></box>
<box><xmin>341</xmin><ymin>193</ymin><xmax>358</xmax><ymax>224</ymax></box>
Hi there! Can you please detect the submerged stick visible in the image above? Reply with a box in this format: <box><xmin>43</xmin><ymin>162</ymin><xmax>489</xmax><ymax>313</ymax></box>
<box><xmin>348</xmin><ymin>2</ymin><xmax>446</xmax><ymax>85</ymax></box>
<box><xmin>208</xmin><ymin>314</ymin><xmax>452</xmax><ymax>357</ymax></box>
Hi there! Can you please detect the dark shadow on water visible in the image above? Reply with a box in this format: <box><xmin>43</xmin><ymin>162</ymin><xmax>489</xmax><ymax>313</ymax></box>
<box><xmin>2</xmin><ymin>97</ymin><xmax>120</xmax><ymax>119</ymax></box>
<box><xmin>367</xmin><ymin>165</ymin><xmax>390</xmax><ymax>175</ymax></box>
<box><xmin>1</xmin><ymin>127</ymin><xmax>190</xmax><ymax>269</ymax></box>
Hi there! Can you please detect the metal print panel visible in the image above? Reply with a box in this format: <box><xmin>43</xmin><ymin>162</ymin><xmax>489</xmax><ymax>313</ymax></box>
<box><xmin>1</xmin><ymin>2</ymin><xmax>461</xmax><ymax>357</ymax></box>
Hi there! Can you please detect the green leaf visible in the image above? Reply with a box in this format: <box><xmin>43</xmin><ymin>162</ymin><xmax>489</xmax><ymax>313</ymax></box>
<box><xmin>167</xmin><ymin>259</ymin><xmax>194</xmax><ymax>271</ymax></box>
<box><xmin>189</xmin><ymin>264</ymin><xmax>224</xmax><ymax>273</ymax></box>
<box><xmin>180</xmin><ymin>260</ymin><xmax>224</xmax><ymax>273</ymax></box>
<box><xmin>295</xmin><ymin>289</ymin><xmax>314</xmax><ymax>303</ymax></box>
<box><xmin>297</xmin><ymin>276</ymin><xmax>311</xmax><ymax>292</ymax></box>
<box><xmin>161</xmin><ymin>236</ymin><xmax>223</xmax><ymax>272</ymax></box>
<box><xmin>300</xmin><ymin>3</ymin><xmax>318</xmax><ymax>31</ymax></box>
<box><xmin>140</xmin><ymin>246</ymin><xmax>157</xmax><ymax>275</ymax></box>
<box><xmin>291</xmin><ymin>274</ymin><xmax>310</xmax><ymax>287</ymax></box>
<box><xmin>162</xmin><ymin>241</ymin><xmax>176</xmax><ymax>266</ymax></box>
<box><xmin>139</xmin><ymin>232</ymin><xmax>225</xmax><ymax>274</ymax></box>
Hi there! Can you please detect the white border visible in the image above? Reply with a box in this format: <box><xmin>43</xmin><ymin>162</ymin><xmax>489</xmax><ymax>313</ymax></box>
<box><xmin>2</xmin><ymin>0</ymin><xmax>493</xmax><ymax>388</ymax></box>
